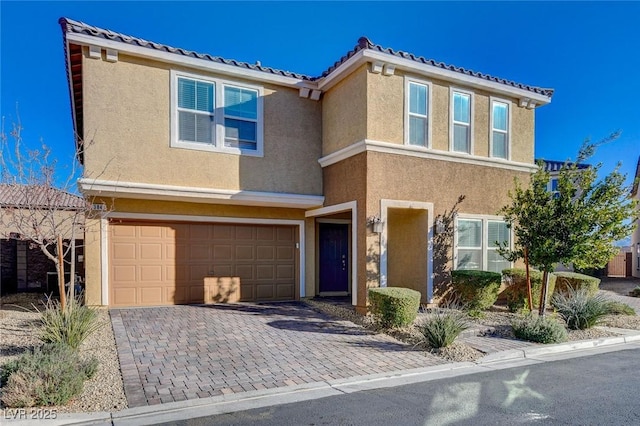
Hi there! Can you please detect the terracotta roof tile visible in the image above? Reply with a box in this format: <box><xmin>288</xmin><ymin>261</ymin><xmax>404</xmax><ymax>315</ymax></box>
<box><xmin>59</xmin><ymin>18</ymin><xmax>313</xmax><ymax>81</ymax></box>
<box><xmin>0</xmin><ymin>185</ymin><xmax>86</xmax><ymax>209</ymax></box>
<box><xmin>321</xmin><ymin>37</ymin><xmax>554</xmax><ymax>97</ymax></box>
<box><xmin>537</xmin><ymin>159</ymin><xmax>591</xmax><ymax>172</ymax></box>
<box><xmin>59</xmin><ymin>18</ymin><xmax>554</xmax><ymax>97</ymax></box>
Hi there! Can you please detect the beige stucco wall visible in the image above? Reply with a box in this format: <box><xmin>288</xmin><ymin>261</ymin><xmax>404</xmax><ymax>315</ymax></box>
<box><xmin>321</xmin><ymin>65</ymin><xmax>368</xmax><ymax>156</ymax></box>
<box><xmin>364</xmin><ymin>70</ymin><xmax>536</xmax><ymax>163</ymax></box>
<box><xmin>387</xmin><ymin>208</ymin><xmax>429</xmax><ymax>302</ymax></box>
<box><xmin>0</xmin><ymin>208</ymin><xmax>83</xmax><ymax>240</ymax></box>
<box><xmin>82</xmin><ymin>50</ymin><xmax>322</xmax><ymax>195</ymax></box>
<box><xmin>82</xmin><ymin>198</ymin><xmax>314</xmax><ymax>305</ymax></box>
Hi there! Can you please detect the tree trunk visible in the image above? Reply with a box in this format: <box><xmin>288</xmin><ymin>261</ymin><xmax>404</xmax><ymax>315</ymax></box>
<box><xmin>538</xmin><ymin>269</ymin><xmax>550</xmax><ymax>317</ymax></box>
<box><xmin>57</xmin><ymin>235</ymin><xmax>66</xmax><ymax>311</ymax></box>
<box><xmin>69</xmin><ymin>239</ymin><xmax>76</xmax><ymax>310</ymax></box>
<box><xmin>525</xmin><ymin>247</ymin><xmax>533</xmax><ymax>312</ymax></box>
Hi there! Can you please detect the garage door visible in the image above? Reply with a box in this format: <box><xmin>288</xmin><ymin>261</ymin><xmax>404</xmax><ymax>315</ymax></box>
<box><xmin>109</xmin><ymin>221</ymin><xmax>297</xmax><ymax>307</ymax></box>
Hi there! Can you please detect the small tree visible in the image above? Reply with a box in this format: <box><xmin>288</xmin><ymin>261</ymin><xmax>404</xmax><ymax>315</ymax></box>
<box><xmin>499</xmin><ymin>132</ymin><xmax>637</xmax><ymax>316</ymax></box>
<box><xmin>1</xmin><ymin>116</ymin><xmax>89</xmax><ymax>309</ymax></box>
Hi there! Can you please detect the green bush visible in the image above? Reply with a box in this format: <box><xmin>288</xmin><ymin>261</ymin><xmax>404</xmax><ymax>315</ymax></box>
<box><xmin>605</xmin><ymin>301</ymin><xmax>636</xmax><ymax>316</ymax></box>
<box><xmin>511</xmin><ymin>314</ymin><xmax>568</xmax><ymax>344</ymax></box>
<box><xmin>551</xmin><ymin>286</ymin><xmax>612</xmax><ymax>330</ymax></box>
<box><xmin>418</xmin><ymin>308</ymin><xmax>470</xmax><ymax>348</ymax></box>
<box><xmin>40</xmin><ymin>296</ymin><xmax>103</xmax><ymax>350</ymax></box>
<box><xmin>1</xmin><ymin>344</ymin><xmax>98</xmax><ymax>407</ymax></box>
<box><xmin>502</xmin><ymin>269</ymin><xmax>557</xmax><ymax>313</ymax></box>
<box><xmin>451</xmin><ymin>270</ymin><xmax>502</xmax><ymax>313</ymax></box>
<box><xmin>629</xmin><ymin>286</ymin><xmax>640</xmax><ymax>298</ymax></box>
<box><xmin>553</xmin><ymin>272</ymin><xmax>601</xmax><ymax>297</ymax></box>
<box><xmin>368</xmin><ymin>287</ymin><xmax>421</xmax><ymax>328</ymax></box>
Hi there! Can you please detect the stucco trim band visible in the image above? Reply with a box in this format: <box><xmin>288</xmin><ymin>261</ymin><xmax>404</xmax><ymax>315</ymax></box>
<box><xmin>79</xmin><ymin>179</ymin><xmax>325</xmax><ymax>209</ymax></box>
<box><xmin>306</xmin><ymin>201</ymin><xmax>358</xmax><ymax>306</ymax></box>
<box><xmin>380</xmin><ymin>199</ymin><xmax>434</xmax><ymax>302</ymax></box>
<box><xmin>318</xmin><ymin>139</ymin><xmax>538</xmax><ymax>173</ymax></box>
<box><xmin>102</xmin><ymin>212</ymin><xmax>306</xmax><ymax>305</ymax></box>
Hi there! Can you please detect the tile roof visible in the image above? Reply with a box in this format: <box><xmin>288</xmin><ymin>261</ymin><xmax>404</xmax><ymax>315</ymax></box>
<box><xmin>59</xmin><ymin>18</ymin><xmax>554</xmax><ymax>97</ymax></box>
<box><xmin>0</xmin><ymin>185</ymin><xmax>86</xmax><ymax>209</ymax></box>
<box><xmin>537</xmin><ymin>159</ymin><xmax>591</xmax><ymax>173</ymax></box>
<box><xmin>59</xmin><ymin>18</ymin><xmax>313</xmax><ymax>81</ymax></box>
<box><xmin>322</xmin><ymin>37</ymin><xmax>554</xmax><ymax>97</ymax></box>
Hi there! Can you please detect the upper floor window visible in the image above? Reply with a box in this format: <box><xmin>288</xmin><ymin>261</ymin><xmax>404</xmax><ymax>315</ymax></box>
<box><xmin>406</xmin><ymin>80</ymin><xmax>430</xmax><ymax>147</ymax></box>
<box><xmin>172</xmin><ymin>71</ymin><xmax>263</xmax><ymax>156</ymax></box>
<box><xmin>455</xmin><ymin>216</ymin><xmax>511</xmax><ymax>273</ymax></box>
<box><xmin>451</xmin><ymin>90</ymin><xmax>472</xmax><ymax>154</ymax></box>
<box><xmin>491</xmin><ymin>100</ymin><xmax>510</xmax><ymax>159</ymax></box>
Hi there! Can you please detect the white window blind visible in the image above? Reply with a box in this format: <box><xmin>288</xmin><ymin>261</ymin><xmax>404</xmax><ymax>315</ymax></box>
<box><xmin>177</xmin><ymin>78</ymin><xmax>214</xmax><ymax>144</ymax></box>
<box><xmin>491</xmin><ymin>101</ymin><xmax>509</xmax><ymax>159</ymax></box>
<box><xmin>453</xmin><ymin>92</ymin><xmax>471</xmax><ymax>153</ymax></box>
<box><xmin>408</xmin><ymin>82</ymin><xmax>428</xmax><ymax>146</ymax></box>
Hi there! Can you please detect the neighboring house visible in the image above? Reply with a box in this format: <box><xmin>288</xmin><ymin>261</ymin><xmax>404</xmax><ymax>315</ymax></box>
<box><xmin>59</xmin><ymin>18</ymin><xmax>554</xmax><ymax>311</ymax></box>
<box><xmin>0</xmin><ymin>184</ymin><xmax>85</xmax><ymax>294</ymax></box>
<box><xmin>632</xmin><ymin>156</ymin><xmax>640</xmax><ymax>278</ymax></box>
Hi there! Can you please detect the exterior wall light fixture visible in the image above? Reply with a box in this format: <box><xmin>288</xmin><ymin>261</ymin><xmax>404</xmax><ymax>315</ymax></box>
<box><xmin>367</xmin><ymin>216</ymin><xmax>383</xmax><ymax>233</ymax></box>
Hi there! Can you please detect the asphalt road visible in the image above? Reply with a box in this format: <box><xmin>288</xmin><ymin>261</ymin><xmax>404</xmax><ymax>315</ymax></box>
<box><xmin>162</xmin><ymin>348</ymin><xmax>640</xmax><ymax>426</ymax></box>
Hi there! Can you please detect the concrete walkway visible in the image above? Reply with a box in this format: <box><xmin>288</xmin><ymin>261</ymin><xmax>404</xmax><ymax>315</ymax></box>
<box><xmin>111</xmin><ymin>303</ymin><xmax>444</xmax><ymax>407</ymax></box>
<box><xmin>599</xmin><ymin>277</ymin><xmax>640</xmax><ymax>313</ymax></box>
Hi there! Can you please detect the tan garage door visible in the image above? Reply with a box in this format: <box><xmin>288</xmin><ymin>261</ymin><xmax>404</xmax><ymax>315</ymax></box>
<box><xmin>109</xmin><ymin>221</ymin><xmax>297</xmax><ymax>307</ymax></box>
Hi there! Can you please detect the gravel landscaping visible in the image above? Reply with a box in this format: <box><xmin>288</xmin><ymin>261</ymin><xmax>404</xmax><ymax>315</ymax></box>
<box><xmin>0</xmin><ymin>294</ymin><xmax>127</xmax><ymax>414</ymax></box>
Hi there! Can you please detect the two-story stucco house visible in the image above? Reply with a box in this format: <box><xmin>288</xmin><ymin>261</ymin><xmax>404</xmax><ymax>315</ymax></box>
<box><xmin>60</xmin><ymin>18</ymin><xmax>553</xmax><ymax>312</ymax></box>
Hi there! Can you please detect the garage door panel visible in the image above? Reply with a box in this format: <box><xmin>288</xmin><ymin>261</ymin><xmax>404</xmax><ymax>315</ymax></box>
<box><xmin>236</xmin><ymin>245</ymin><xmax>254</xmax><ymax>261</ymax></box>
<box><xmin>276</xmin><ymin>227</ymin><xmax>294</xmax><ymax>242</ymax></box>
<box><xmin>140</xmin><ymin>265</ymin><xmax>162</xmax><ymax>282</ymax></box>
<box><xmin>235</xmin><ymin>226</ymin><xmax>254</xmax><ymax>240</ymax></box>
<box><xmin>139</xmin><ymin>226</ymin><xmax>163</xmax><ymax>238</ymax></box>
<box><xmin>276</xmin><ymin>265</ymin><xmax>294</xmax><ymax>280</ymax></box>
<box><xmin>113</xmin><ymin>265</ymin><xmax>137</xmax><ymax>282</ymax></box>
<box><xmin>112</xmin><ymin>243</ymin><xmax>136</xmax><ymax>260</ymax></box>
<box><xmin>256</xmin><ymin>265</ymin><xmax>274</xmax><ymax>280</ymax></box>
<box><xmin>140</xmin><ymin>287</ymin><xmax>163</xmax><ymax>305</ymax></box>
<box><xmin>214</xmin><ymin>245</ymin><xmax>233</xmax><ymax>261</ymax></box>
<box><xmin>277</xmin><ymin>246</ymin><xmax>295</xmax><ymax>261</ymax></box>
<box><xmin>276</xmin><ymin>284</ymin><xmax>294</xmax><ymax>299</ymax></box>
<box><xmin>110</xmin><ymin>222</ymin><xmax>296</xmax><ymax>307</ymax></box>
<box><xmin>256</xmin><ymin>226</ymin><xmax>275</xmax><ymax>241</ymax></box>
<box><xmin>256</xmin><ymin>246</ymin><xmax>275</xmax><ymax>261</ymax></box>
<box><xmin>139</xmin><ymin>243</ymin><xmax>162</xmax><ymax>260</ymax></box>
<box><xmin>236</xmin><ymin>265</ymin><xmax>254</xmax><ymax>280</ymax></box>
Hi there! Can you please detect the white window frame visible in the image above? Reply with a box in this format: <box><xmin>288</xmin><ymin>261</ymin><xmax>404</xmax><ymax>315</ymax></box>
<box><xmin>454</xmin><ymin>214</ymin><xmax>513</xmax><ymax>273</ymax></box>
<box><xmin>489</xmin><ymin>97</ymin><xmax>511</xmax><ymax>160</ymax></box>
<box><xmin>449</xmin><ymin>88</ymin><xmax>474</xmax><ymax>154</ymax></box>
<box><xmin>170</xmin><ymin>70</ymin><xmax>264</xmax><ymax>157</ymax></box>
<box><xmin>404</xmin><ymin>77</ymin><xmax>432</xmax><ymax>148</ymax></box>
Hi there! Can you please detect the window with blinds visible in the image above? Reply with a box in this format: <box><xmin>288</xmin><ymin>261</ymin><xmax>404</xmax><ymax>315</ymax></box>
<box><xmin>452</xmin><ymin>91</ymin><xmax>471</xmax><ymax>153</ymax></box>
<box><xmin>172</xmin><ymin>72</ymin><xmax>263</xmax><ymax>156</ymax></box>
<box><xmin>455</xmin><ymin>217</ymin><xmax>511</xmax><ymax>273</ymax></box>
<box><xmin>407</xmin><ymin>81</ymin><xmax>429</xmax><ymax>147</ymax></box>
<box><xmin>491</xmin><ymin>100</ymin><xmax>509</xmax><ymax>159</ymax></box>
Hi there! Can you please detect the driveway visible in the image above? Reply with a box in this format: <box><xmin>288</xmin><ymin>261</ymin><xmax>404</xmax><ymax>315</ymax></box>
<box><xmin>599</xmin><ymin>277</ymin><xmax>640</xmax><ymax>313</ymax></box>
<box><xmin>111</xmin><ymin>303</ymin><xmax>444</xmax><ymax>407</ymax></box>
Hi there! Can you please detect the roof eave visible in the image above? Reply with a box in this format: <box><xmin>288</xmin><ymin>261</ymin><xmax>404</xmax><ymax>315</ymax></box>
<box><xmin>64</xmin><ymin>32</ymin><xmax>315</xmax><ymax>90</ymax></box>
<box><xmin>317</xmin><ymin>49</ymin><xmax>552</xmax><ymax>106</ymax></box>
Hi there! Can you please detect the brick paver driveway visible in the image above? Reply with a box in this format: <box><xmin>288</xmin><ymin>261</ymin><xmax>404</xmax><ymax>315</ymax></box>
<box><xmin>111</xmin><ymin>303</ymin><xmax>444</xmax><ymax>407</ymax></box>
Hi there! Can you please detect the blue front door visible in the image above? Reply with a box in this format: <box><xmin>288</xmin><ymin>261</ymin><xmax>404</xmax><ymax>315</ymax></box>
<box><xmin>319</xmin><ymin>223</ymin><xmax>349</xmax><ymax>293</ymax></box>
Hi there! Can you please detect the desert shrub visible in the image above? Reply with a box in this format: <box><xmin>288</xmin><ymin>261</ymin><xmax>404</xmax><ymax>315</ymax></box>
<box><xmin>511</xmin><ymin>314</ymin><xmax>568</xmax><ymax>344</ymax></box>
<box><xmin>553</xmin><ymin>272</ymin><xmax>600</xmax><ymax>297</ymax></box>
<box><xmin>451</xmin><ymin>270</ymin><xmax>502</xmax><ymax>313</ymax></box>
<box><xmin>605</xmin><ymin>301</ymin><xmax>636</xmax><ymax>316</ymax></box>
<box><xmin>417</xmin><ymin>308</ymin><xmax>470</xmax><ymax>348</ymax></box>
<box><xmin>40</xmin><ymin>296</ymin><xmax>103</xmax><ymax>350</ymax></box>
<box><xmin>0</xmin><ymin>344</ymin><xmax>98</xmax><ymax>407</ymax></box>
<box><xmin>629</xmin><ymin>286</ymin><xmax>640</xmax><ymax>298</ymax></box>
<box><xmin>502</xmin><ymin>269</ymin><xmax>557</xmax><ymax>313</ymax></box>
<box><xmin>551</xmin><ymin>286</ymin><xmax>612</xmax><ymax>330</ymax></box>
<box><xmin>368</xmin><ymin>287</ymin><xmax>421</xmax><ymax>328</ymax></box>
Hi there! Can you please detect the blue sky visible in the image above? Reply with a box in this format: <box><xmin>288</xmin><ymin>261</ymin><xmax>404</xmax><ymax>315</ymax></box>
<box><xmin>1</xmin><ymin>1</ymin><xmax>639</xmax><ymax>190</ymax></box>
